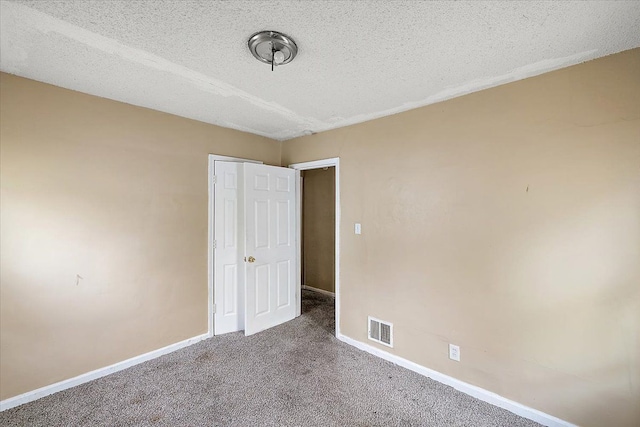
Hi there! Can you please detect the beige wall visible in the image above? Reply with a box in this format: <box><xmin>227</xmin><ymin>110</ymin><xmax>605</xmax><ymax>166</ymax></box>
<box><xmin>2</xmin><ymin>48</ymin><xmax>639</xmax><ymax>426</ymax></box>
<box><xmin>0</xmin><ymin>73</ymin><xmax>280</xmax><ymax>400</ymax></box>
<box><xmin>302</xmin><ymin>168</ymin><xmax>335</xmax><ymax>293</ymax></box>
<box><xmin>282</xmin><ymin>49</ymin><xmax>640</xmax><ymax>427</ymax></box>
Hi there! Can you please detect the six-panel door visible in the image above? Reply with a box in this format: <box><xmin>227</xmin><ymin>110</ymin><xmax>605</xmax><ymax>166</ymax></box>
<box><xmin>214</xmin><ymin>161</ymin><xmax>244</xmax><ymax>334</ymax></box>
<box><xmin>243</xmin><ymin>163</ymin><xmax>296</xmax><ymax>336</ymax></box>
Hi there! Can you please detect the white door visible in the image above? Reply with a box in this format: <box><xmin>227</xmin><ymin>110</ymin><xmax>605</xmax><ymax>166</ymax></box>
<box><xmin>244</xmin><ymin>163</ymin><xmax>297</xmax><ymax>336</ymax></box>
<box><xmin>214</xmin><ymin>161</ymin><xmax>244</xmax><ymax>335</ymax></box>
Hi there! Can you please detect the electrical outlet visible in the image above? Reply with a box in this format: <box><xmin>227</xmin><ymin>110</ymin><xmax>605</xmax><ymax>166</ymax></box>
<box><xmin>355</xmin><ymin>223</ymin><xmax>362</xmax><ymax>234</ymax></box>
<box><xmin>449</xmin><ymin>344</ymin><xmax>460</xmax><ymax>362</ymax></box>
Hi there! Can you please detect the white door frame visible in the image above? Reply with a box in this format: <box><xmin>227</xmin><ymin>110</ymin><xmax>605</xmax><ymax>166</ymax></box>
<box><xmin>208</xmin><ymin>154</ymin><xmax>262</xmax><ymax>336</ymax></box>
<box><xmin>289</xmin><ymin>158</ymin><xmax>341</xmax><ymax>336</ymax></box>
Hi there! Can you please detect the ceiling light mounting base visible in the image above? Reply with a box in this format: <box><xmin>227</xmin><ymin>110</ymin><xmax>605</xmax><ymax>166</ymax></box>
<box><xmin>248</xmin><ymin>31</ymin><xmax>298</xmax><ymax>69</ymax></box>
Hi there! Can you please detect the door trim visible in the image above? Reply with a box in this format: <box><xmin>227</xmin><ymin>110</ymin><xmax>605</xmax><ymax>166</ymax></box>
<box><xmin>208</xmin><ymin>154</ymin><xmax>262</xmax><ymax>336</ymax></box>
<box><xmin>289</xmin><ymin>158</ymin><xmax>340</xmax><ymax>336</ymax></box>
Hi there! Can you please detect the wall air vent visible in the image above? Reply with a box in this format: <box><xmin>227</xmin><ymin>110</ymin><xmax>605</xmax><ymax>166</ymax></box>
<box><xmin>368</xmin><ymin>316</ymin><xmax>393</xmax><ymax>347</ymax></box>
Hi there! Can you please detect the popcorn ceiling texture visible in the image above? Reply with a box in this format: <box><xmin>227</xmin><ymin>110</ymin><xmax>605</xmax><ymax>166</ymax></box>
<box><xmin>1</xmin><ymin>0</ymin><xmax>639</xmax><ymax>140</ymax></box>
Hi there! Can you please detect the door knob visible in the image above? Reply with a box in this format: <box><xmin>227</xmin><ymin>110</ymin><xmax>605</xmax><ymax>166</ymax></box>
<box><xmin>247</xmin><ymin>256</ymin><xmax>256</xmax><ymax>263</ymax></box>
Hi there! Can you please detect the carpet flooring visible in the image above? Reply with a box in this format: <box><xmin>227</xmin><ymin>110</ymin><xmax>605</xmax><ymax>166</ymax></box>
<box><xmin>1</xmin><ymin>290</ymin><xmax>541</xmax><ymax>426</ymax></box>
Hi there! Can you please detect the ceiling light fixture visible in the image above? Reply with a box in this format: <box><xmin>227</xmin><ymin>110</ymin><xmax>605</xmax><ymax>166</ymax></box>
<box><xmin>248</xmin><ymin>31</ymin><xmax>298</xmax><ymax>71</ymax></box>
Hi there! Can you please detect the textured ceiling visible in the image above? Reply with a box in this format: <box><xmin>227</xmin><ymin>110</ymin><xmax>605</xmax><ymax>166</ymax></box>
<box><xmin>1</xmin><ymin>1</ymin><xmax>639</xmax><ymax>140</ymax></box>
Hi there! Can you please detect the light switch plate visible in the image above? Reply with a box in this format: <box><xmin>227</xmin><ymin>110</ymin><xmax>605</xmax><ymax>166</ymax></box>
<box><xmin>355</xmin><ymin>223</ymin><xmax>362</xmax><ymax>234</ymax></box>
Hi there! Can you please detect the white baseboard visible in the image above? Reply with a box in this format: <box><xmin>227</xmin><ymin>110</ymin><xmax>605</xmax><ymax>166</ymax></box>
<box><xmin>337</xmin><ymin>333</ymin><xmax>576</xmax><ymax>427</ymax></box>
<box><xmin>302</xmin><ymin>285</ymin><xmax>335</xmax><ymax>297</ymax></box>
<box><xmin>0</xmin><ymin>332</ymin><xmax>210</xmax><ymax>412</ymax></box>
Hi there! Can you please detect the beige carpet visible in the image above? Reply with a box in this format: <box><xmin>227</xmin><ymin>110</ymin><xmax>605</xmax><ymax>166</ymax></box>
<box><xmin>0</xmin><ymin>290</ymin><xmax>541</xmax><ymax>426</ymax></box>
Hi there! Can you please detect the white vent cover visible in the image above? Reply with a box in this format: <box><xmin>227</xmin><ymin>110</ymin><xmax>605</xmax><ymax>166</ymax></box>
<box><xmin>368</xmin><ymin>316</ymin><xmax>393</xmax><ymax>347</ymax></box>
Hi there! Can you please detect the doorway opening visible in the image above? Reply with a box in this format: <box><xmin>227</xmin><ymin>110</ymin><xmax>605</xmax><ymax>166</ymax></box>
<box><xmin>290</xmin><ymin>158</ymin><xmax>340</xmax><ymax>337</ymax></box>
<box><xmin>208</xmin><ymin>155</ymin><xmax>340</xmax><ymax>339</ymax></box>
<box><xmin>301</xmin><ymin>167</ymin><xmax>336</xmax><ymax>333</ymax></box>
